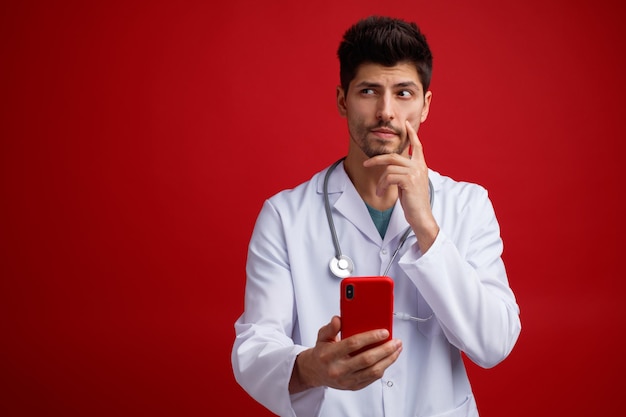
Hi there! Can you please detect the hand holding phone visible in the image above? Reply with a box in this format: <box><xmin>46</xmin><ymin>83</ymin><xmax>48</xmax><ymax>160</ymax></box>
<box><xmin>340</xmin><ymin>276</ymin><xmax>394</xmax><ymax>355</ymax></box>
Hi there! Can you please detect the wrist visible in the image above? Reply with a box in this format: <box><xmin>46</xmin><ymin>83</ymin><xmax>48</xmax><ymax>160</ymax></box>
<box><xmin>412</xmin><ymin>221</ymin><xmax>439</xmax><ymax>254</ymax></box>
<box><xmin>289</xmin><ymin>351</ymin><xmax>315</xmax><ymax>394</ymax></box>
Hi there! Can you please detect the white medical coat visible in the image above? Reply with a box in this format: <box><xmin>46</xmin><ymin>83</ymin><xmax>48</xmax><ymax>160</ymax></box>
<box><xmin>232</xmin><ymin>161</ymin><xmax>521</xmax><ymax>417</ymax></box>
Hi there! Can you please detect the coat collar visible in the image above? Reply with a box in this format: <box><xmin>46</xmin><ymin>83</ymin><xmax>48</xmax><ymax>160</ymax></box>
<box><xmin>316</xmin><ymin>159</ymin><xmax>440</xmax><ymax>245</ymax></box>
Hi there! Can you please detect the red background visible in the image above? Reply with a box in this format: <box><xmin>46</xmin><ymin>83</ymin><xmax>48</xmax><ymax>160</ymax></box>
<box><xmin>1</xmin><ymin>0</ymin><xmax>624</xmax><ymax>415</ymax></box>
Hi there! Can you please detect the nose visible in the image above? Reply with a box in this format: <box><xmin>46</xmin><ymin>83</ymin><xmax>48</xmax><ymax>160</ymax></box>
<box><xmin>376</xmin><ymin>95</ymin><xmax>394</xmax><ymax>121</ymax></box>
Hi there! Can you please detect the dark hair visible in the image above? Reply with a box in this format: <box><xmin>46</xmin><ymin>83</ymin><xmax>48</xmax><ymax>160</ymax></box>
<box><xmin>337</xmin><ymin>16</ymin><xmax>433</xmax><ymax>94</ymax></box>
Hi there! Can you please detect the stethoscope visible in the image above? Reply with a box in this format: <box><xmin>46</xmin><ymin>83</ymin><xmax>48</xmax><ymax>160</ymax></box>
<box><xmin>324</xmin><ymin>157</ymin><xmax>434</xmax><ymax>279</ymax></box>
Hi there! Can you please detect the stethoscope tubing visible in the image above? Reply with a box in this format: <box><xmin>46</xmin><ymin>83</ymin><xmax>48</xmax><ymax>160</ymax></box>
<box><xmin>324</xmin><ymin>157</ymin><xmax>434</xmax><ymax>278</ymax></box>
<box><xmin>323</xmin><ymin>158</ymin><xmax>346</xmax><ymax>262</ymax></box>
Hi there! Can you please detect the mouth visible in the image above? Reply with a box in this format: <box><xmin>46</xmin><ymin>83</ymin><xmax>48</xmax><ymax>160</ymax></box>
<box><xmin>370</xmin><ymin>127</ymin><xmax>400</xmax><ymax>139</ymax></box>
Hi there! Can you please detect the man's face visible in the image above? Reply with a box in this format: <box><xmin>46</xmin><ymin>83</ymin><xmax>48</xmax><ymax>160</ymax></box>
<box><xmin>337</xmin><ymin>62</ymin><xmax>432</xmax><ymax>158</ymax></box>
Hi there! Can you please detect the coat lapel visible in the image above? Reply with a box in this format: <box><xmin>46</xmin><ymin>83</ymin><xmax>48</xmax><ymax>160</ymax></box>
<box><xmin>318</xmin><ymin>161</ymin><xmax>381</xmax><ymax>246</ymax></box>
<box><xmin>317</xmin><ymin>161</ymin><xmax>443</xmax><ymax>251</ymax></box>
<box><xmin>318</xmin><ymin>161</ymin><xmax>414</xmax><ymax>246</ymax></box>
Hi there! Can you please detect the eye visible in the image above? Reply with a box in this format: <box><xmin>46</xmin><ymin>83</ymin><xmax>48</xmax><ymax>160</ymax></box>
<box><xmin>360</xmin><ymin>88</ymin><xmax>375</xmax><ymax>95</ymax></box>
<box><xmin>397</xmin><ymin>90</ymin><xmax>413</xmax><ymax>98</ymax></box>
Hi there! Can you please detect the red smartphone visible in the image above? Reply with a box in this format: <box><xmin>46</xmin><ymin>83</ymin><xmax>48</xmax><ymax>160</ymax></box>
<box><xmin>340</xmin><ymin>276</ymin><xmax>394</xmax><ymax>354</ymax></box>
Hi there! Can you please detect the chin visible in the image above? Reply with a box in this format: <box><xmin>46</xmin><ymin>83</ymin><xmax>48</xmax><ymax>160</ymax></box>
<box><xmin>361</xmin><ymin>148</ymin><xmax>394</xmax><ymax>158</ymax></box>
<box><xmin>358</xmin><ymin>137</ymin><xmax>407</xmax><ymax>158</ymax></box>
<box><xmin>363</xmin><ymin>149</ymin><xmax>387</xmax><ymax>158</ymax></box>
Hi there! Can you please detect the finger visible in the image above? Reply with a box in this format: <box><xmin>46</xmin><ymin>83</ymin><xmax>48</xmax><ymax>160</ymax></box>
<box><xmin>405</xmin><ymin>120</ymin><xmax>423</xmax><ymax>160</ymax></box>
<box><xmin>363</xmin><ymin>153</ymin><xmax>407</xmax><ymax>168</ymax></box>
<box><xmin>349</xmin><ymin>340</ymin><xmax>403</xmax><ymax>389</ymax></box>
<box><xmin>341</xmin><ymin>329</ymin><xmax>390</xmax><ymax>356</ymax></box>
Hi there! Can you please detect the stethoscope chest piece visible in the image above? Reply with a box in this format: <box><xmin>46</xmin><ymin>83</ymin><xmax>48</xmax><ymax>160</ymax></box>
<box><xmin>329</xmin><ymin>255</ymin><xmax>354</xmax><ymax>278</ymax></box>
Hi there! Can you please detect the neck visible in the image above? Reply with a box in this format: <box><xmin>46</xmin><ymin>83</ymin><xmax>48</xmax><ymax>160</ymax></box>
<box><xmin>344</xmin><ymin>153</ymin><xmax>398</xmax><ymax>211</ymax></box>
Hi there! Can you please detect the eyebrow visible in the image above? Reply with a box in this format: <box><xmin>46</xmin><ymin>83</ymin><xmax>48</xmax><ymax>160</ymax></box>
<box><xmin>354</xmin><ymin>81</ymin><xmax>420</xmax><ymax>89</ymax></box>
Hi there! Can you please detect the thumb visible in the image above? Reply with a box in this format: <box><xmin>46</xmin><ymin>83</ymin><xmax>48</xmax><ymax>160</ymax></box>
<box><xmin>317</xmin><ymin>316</ymin><xmax>341</xmax><ymax>343</ymax></box>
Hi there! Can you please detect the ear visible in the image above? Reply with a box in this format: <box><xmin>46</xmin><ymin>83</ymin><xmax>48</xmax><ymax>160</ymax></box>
<box><xmin>420</xmin><ymin>90</ymin><xmax>432</xmax><ymax>122</ymax></box>
<box><xmin>336</xmin><ymin>85</ymin><xmax>347</xmax><ymax>117</ymax></box>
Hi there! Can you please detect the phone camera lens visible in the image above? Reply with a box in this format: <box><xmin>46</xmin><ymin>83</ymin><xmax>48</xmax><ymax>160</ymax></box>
<box><xmin>346</xmin><ymin>284</ymin><xmax>354</xmax><ymax>299</ymax></box>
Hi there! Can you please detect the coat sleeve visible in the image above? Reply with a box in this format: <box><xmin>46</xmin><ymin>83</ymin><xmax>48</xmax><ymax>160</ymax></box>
<box><xmin>231</xmin><ymin>199</ymin><xmax>325</xmax><ymax>417</ymax></box>
<box><xmin>399</xmin><ymin>186</ymin><xmax>521</xmax><ymax>368</ymax></box>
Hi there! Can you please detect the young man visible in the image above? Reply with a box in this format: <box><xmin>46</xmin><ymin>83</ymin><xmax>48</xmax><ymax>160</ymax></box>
<box><xmin>232</xmin><ymin>15</ymin><xmax>521</xmax><ymax>417</ymax></box>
